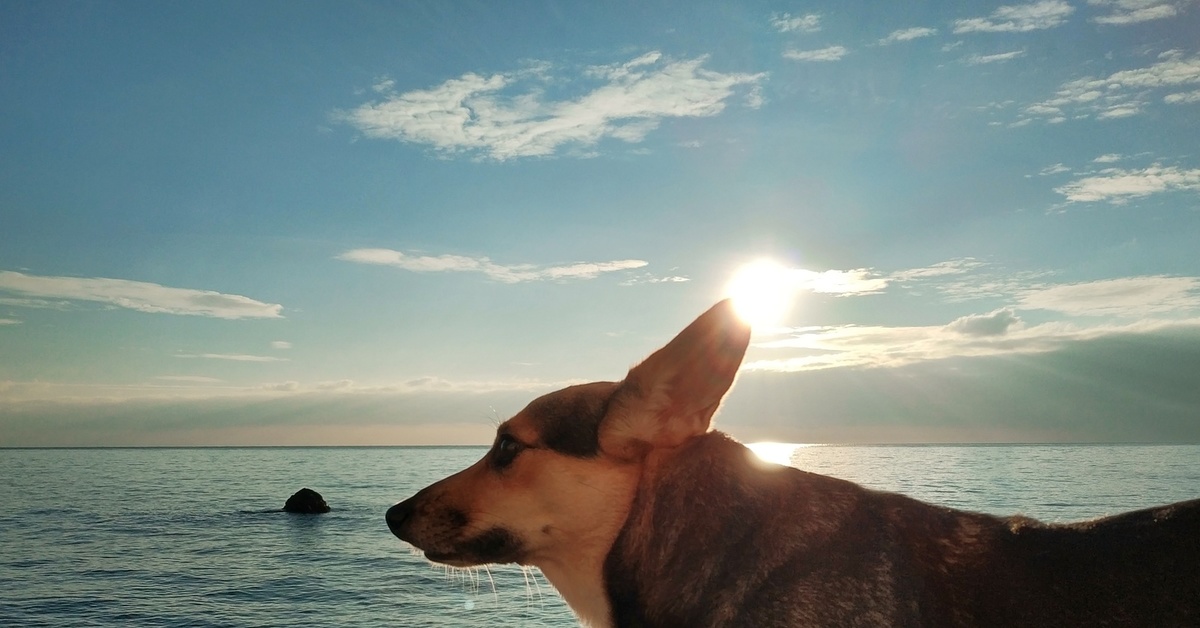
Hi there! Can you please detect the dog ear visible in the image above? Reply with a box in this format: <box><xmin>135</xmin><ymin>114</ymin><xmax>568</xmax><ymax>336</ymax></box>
<box><xmin>599</xmin><ymin>299</ymin><xmax>751</xmax><ymax>460</ymax></box>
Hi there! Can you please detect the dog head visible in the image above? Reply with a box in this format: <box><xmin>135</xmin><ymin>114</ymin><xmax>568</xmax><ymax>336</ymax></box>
<box><xmin>386</xmin><ymin>300</ymin><xmax>750</xmax><ymax>615</ymax></box>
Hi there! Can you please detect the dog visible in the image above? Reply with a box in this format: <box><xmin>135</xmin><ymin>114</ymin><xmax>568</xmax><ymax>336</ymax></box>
<box><xmin>387</xmin><ymin>299</ymin><xmax>1200</xmax><ymax>627</ymax></box>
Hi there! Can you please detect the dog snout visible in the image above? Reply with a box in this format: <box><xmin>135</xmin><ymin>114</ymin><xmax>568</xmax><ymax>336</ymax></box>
<box><xmin>386</xmin><ymin>499</ymin><xmax>415</xmax><ymax>539</ymax></box>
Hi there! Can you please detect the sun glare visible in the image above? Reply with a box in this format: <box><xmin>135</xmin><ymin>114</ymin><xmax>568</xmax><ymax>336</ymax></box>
<box><xmin>726</xmin><ymin>260</ymin><xmax>797</xmax><ymax>327</ymax></box>
<box><xmin>747</xmin><ymin>441</ymin><xmax>808</xmax><ymax>466</ymax></box>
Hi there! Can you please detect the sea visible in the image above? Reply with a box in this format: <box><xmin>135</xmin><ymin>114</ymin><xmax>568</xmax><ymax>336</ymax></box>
<box><xmin>2</xmin><ymin>444</ymin><xmax>1198</xmax><ymax>627</ymax></box>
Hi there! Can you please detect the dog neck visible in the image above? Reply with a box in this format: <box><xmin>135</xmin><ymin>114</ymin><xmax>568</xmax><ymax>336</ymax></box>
<box><xmin>538</xmin><ymin>551</ymin><xmax>612</xmax><ymax>628</ymax></box>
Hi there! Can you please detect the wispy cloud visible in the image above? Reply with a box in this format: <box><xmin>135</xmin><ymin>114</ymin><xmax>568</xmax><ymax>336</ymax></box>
<box><xmin>887</xmin><ymin>258</ymin><xmax>986</xmax><ymax>282</ymax></box>
<box><xmin>1019</xmin><ymin>276</ymin><xmax>1200</xmax><ymax>316</ymax></box>
<box><xmin>154</xmin><ymin>376</ymin><xmax>225</xmax><ymax>383</ymax></box>
<box><xmin>1022</xmin><ymin>50</ymin><xmax>1200</xmax><ymax>122</ymax></box>
<box><xmin>770</xmin><ymin>12</ymin><xmax>821</xmax><ymax>33</ymax></box>
<box><xmin>1093</xmin><ymin>153</ymin><xmax>1124</xmax><ymax>163</ymax></box>
<box><xmin>0</xmin><ymin>271</ymin><xmax>283</xmax><ymax>319</ymax></box>
<box><xmin>1165</xmin><ymin>89</ymin><xmax>1200</xmax><ymax>104</ymax></box>
<box><xmin>338</xmin><ymin>248</ymin><xmax>648</xmax><ymax>283</ymax></box>
<box><xmin>176</xmin><ymin>353</ymin><xmax>289</xmax><ymax>362</ymax></box>
<box><xmin>620</xmin><ymin>272</ymin><xmax>690</xmax><ymax>286</ymax></box>
<box><xmin>783</xmin><ymin>46</ymin><xmax>850</xmax><ymax>62</ymax></box>
<box><xmin>953</xmin><ymin>0</ymin><xmax>1075</xmax><ymax>33</ymax></box>
<box><xmin>1055</xmin><ymin>164</ymin><xmax>1200</xmax><ymax>203</ymax></box>
<box><xmin>878</xmin><ymin>27</ymin><xmax>938</xmax><ymax>45</ymax></box>
<box><xmin>270</xmin><ymin>341</ymin><xmax>292</xmax><ymax>350</ymax></box>
<box><xmin>1088</xmin><ymin>0</ymin><xmax>1189</xmax><ymax>24</ymax></box>
<box><xmin>338</xmin><ymin>52</ymin><xmax>765</xmax><ymax>160</ymax></box>
<box><xmin>745</xmin><ymin>313</ymin><xmax>1200</xmax><ymax>373</ymax></box>
<box><xmin>966</xmin><ymin>50</ymin><xmax>1027</xmax><ymax>65</ymax></box>
<box><xmin>793</xmin><ymin>268</ymin><xmax>888</xmax><ymax>295</ymax></box>
<box><xmin>0</xmin><ymin>318</ymin><xmax>21</xmax><ymax>326</ymax></box>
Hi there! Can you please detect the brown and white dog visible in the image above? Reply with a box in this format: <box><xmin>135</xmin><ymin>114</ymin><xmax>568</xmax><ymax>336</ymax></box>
<box><xmin>387</xmin><ymin>300</ymin><xmax>1200</xmax><ymax>627</ymax></box>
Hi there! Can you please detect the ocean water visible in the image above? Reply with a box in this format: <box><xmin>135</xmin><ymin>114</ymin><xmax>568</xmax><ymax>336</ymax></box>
<box><xmin>2</xmin><ymin>444</ymin><xmax>1198</xmax><ymax>627</ymax></box>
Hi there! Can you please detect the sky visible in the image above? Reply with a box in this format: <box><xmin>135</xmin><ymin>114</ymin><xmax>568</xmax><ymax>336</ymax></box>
<box><xmin>2</xmin><ymin>0</ymin><xmax>1199</xmax><ymax>446</ymax></box>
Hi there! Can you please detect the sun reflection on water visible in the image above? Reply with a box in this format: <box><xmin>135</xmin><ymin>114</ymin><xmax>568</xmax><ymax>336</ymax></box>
<box><xmin>746</xmin><ymin>441</ymin><xmax>814</xmax><ymax>467</ymax></box>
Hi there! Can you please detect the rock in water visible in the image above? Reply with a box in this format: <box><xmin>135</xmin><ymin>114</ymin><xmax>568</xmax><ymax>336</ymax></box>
<box><xmin>283</xmin><ymin>487</ymin><xmax>330</xmax><ymax>514</ymax></box>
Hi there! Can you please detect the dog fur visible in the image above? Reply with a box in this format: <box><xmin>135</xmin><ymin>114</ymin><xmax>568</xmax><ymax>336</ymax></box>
<box><xmin>387</xmin><ymin>299</ymin><xmax>1200</xmax><ymax>627</ymax></box>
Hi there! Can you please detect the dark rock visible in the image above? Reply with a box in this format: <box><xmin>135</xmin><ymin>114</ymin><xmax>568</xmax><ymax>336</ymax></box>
<box><xmin>283</xmin><ymin>487</ymin><xmax>330</xmax><ymax>514</ymax></box>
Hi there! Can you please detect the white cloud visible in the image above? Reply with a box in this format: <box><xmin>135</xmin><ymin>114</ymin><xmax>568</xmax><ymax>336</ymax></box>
<box><xmin>770</xmin><ymin>12</ymin><xmax>821</xmax><ymax>33</ymax></box>
<box><xmin>1040</xmin><ymin>163</ymin><xmax>1072</xmax><ymax>175</ymax></box>
<box><xmin>1093</xmin><ymin>153</ymin><xmax>1124</xmax><ymax>163</ymax></box>
<box><xmin>270</xmin><ymin>341</ymin><xmax>292</xmax><ymax>350</ymax></box>
<box><xmin>745</xmin><ymin>313</ymin><xmax>1200</xmax><ymax>373</ymax></box>
<box><xmin>966</xmin><ymin>50</ymin><xmax>1027</xmax><ymax>65</ymax></box>
<box><xmin>338</xmin><ymin>248</ymin><xmax>648</xmax><ymax>283</ymax></box>
<box><xmin>0</xmin><ymin>271</ymin><xmax>283</xmax><ymax>319</ymax></box>
<box><xmin>887</xmin><ymin>258</ymin><xmax>986</xmax><ymax>282</ymax></box>
<box><xmin>1165</xmin><ymin>89</ymin><xmax>1200</xmax><ymax>104</ymax></box>
<box><xmin>1055</xmin><ymin>164</ymin><xmax>1200</xmax><ymax>203</ymax></box>
<box><xmin>933</xmin><ymin>270</ymin><xmax>1058</xmax><ymax>302</ymax></box>
<box><xmin>947</xmin><ymin>307</ymin><xmax>1023</xmax><ymax>336</ymax></box>
<box><xmin>176</xmin><ymin>354</ymin><xmax>289</xmax><ymax>362</ymax></box>
<box><xmin>371</xmin><ymin>77</ymin><xmax>395</xmax><ymax>93</ymax></box>
<box><xmin>953</xmin><ymin>0</ymin><xmax>1075</xmax><ymax>33</ymax></box>
<box><xmin>1088</xmin><ymin>0</ymin><xmax>1187</xmax><ymax>24</ymax></box>
<box><xmin>1096</xmin><ymin>104</ymin><xmax>1141</xmax><ymax>118</ymax></box>
<box><xmin>0</xmin><ymin>318</ymin><xmax>20</xmax><ymax>325</ymax></box>
<box><xmin>620</xmin><ymin>273</ymin><xmax>690</xmax><ymax>286</ymax></box>
<box><xmin>338</xmin><ymin>52</ymin><xmax>765</xmax><ymax>160</ymax></box>
<box><xmin>794</xmin><ymin>268</ymin><xmax>888</xmax><ymax>295</ymax></box>
<box><xmin>879</xmin><ymin>27</ymin><xmax>938</xmax><ymax>45</ymax></box>
<box><xmin>783</xmin><ymin>46</ymin><xmax>849</xmax><ymax>62</ymax></box>
<box><xmin>1023</xmin><ymin>52</ymin><xmax>1200</xmax><ymax>122</ymax></box>
<box><xmin>1019</xmin><ymin>276</ymin><xmax>1200</xmax><ymax>316</ymax></box>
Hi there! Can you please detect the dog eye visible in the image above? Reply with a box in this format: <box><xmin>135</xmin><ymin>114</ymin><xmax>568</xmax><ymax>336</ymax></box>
<box><xmin>492</xmin><ymin>434</ymin><xmax>524</xmax><ymax>468</ymax></box>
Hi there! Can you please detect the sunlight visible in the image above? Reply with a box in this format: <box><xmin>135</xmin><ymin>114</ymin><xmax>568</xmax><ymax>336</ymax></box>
<box><xmin>725</xmin><ymin>260</ymin><xmax>797</xmax><ymax>327</ymax></box>
<box><xmin>746</xmin><ymin>441</ymin><xmax>809</xmax><ymax>467</ymax></box>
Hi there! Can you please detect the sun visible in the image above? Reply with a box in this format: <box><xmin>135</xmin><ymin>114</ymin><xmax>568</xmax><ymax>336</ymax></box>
<box><xmin>725</xmin><ymin>260</ymin><xmax>796</xmax><ymax>328</ymax></box>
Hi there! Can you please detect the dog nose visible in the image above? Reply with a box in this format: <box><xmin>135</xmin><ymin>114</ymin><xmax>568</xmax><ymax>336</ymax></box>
<box><xmin>386</xmin><ymin>499</ymin><xmax>414</xmax><ymax>537</ymax></box>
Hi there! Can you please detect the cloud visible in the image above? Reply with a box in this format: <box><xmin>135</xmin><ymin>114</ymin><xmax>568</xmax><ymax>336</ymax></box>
<box><xmin>793</xmin><ymin>268</ymin><xmax>888</xmax><ymax>294</ymax></box>
<box><xmin>0</xmin><ymin>377</ymin><xmax>577</xmax><ymax>446</ymax></box>
<box><xmin>966</xmin><ymin>50</ymin><xmax>1027</xmax><ymax>65</ymax></box>
<box><xmin>947</xmin><ymin>307</ymin><xmax>1023</xmax><ymax>336</ymax></box>
<box><xmin>1055</xmin><ymin>164</ymin><xmax>1200</xmax><ymax>203</ymax></box>
<box><xmin>1088</xmin><ymin>0</ymin><xmax>1187</xmax><ymax>24</ymax></box>
<box><xmin>271</xmin><ymin>341</ymin><xmax>292</xmax><ymax>350</ymax></box>
<box><xmin>1165</xmin><ymin>89</ymin><xmax>1200</xmax><ymax>104</ymax></box>
<box><xmin>878</xmin><ymin>27</ymin><xmax>938</xmax><ymax>45</ymax></box>
<box><xmin>175</xmin><ymin>353</ymin><xmax>289</xmax><ymax>362</ymax></box>
<box><xmin>1093</xmin><ymin>153</ymin><xmax>1124</xmax><ymax>163</ymax></box>
<box><xmin>0</xmin><ymin>271</ymin><xmax>283</xmax><ymax>319</ymax></box>
<box><xmin>783</xmin><ymin>46</ymin><xmax>849</xmax><ymax>62</ymax></box>
<box><xmin>726</xmin><ymin>328</ymin><xmax>1200</xmax><ymax>444</ymax></box>
<box><xmin>1040</xmin><ymin>163</ymin><xmax>1071</xmax><ymax>175</ymax></box>
<box><xmin>620</xmin><ymin>272</ymin><xmax>690</xmax><ymax>286</ymax></box>
<box><xmin>0</xmin><ymin>318</ymin><xmax>20</xmax><ymax>326</ymax></box>
<box><xmin>953</xmin><ymin>0</ymin><xmax>1075</xmax><ymax>33</ymax></box>
<box><xmin>1019</xmin><ymin>276</ymin><xmax>1200</xmax><ymax>316</ymax></box>
<box><xmin>887</xmin><ymin>258</ymin><xmax>986</xmax><ymax>282</ymax></box>
<box><xmin>338</xmin><ymin>52</ymin><xmax>765</xmax><ymax>160</ymax></box>
<box><xmin>1022</xmin><ymin>51</ymin><xmax>1200</xmax><ymax>122</ymax></box>
<box><xmin>338</xmin><ymin>248</ymin><xmax>648</xmax><ymax>283</ymax></box>
<box><xmin>745</xmin><ymin>312</ymin><xmax>1200</xmax><ymax>373</ymax></box>
<box><xmin>770</xmin><ymin>12</ymin><xmax>821</xmax><ymax>33</ymax></box>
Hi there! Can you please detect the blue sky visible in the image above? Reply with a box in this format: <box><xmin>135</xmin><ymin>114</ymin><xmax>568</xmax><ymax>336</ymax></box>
<box><xmin>2</xmin><ymin>0</ymin><xmax>1199</xmax><ymax>446</ymax></box>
